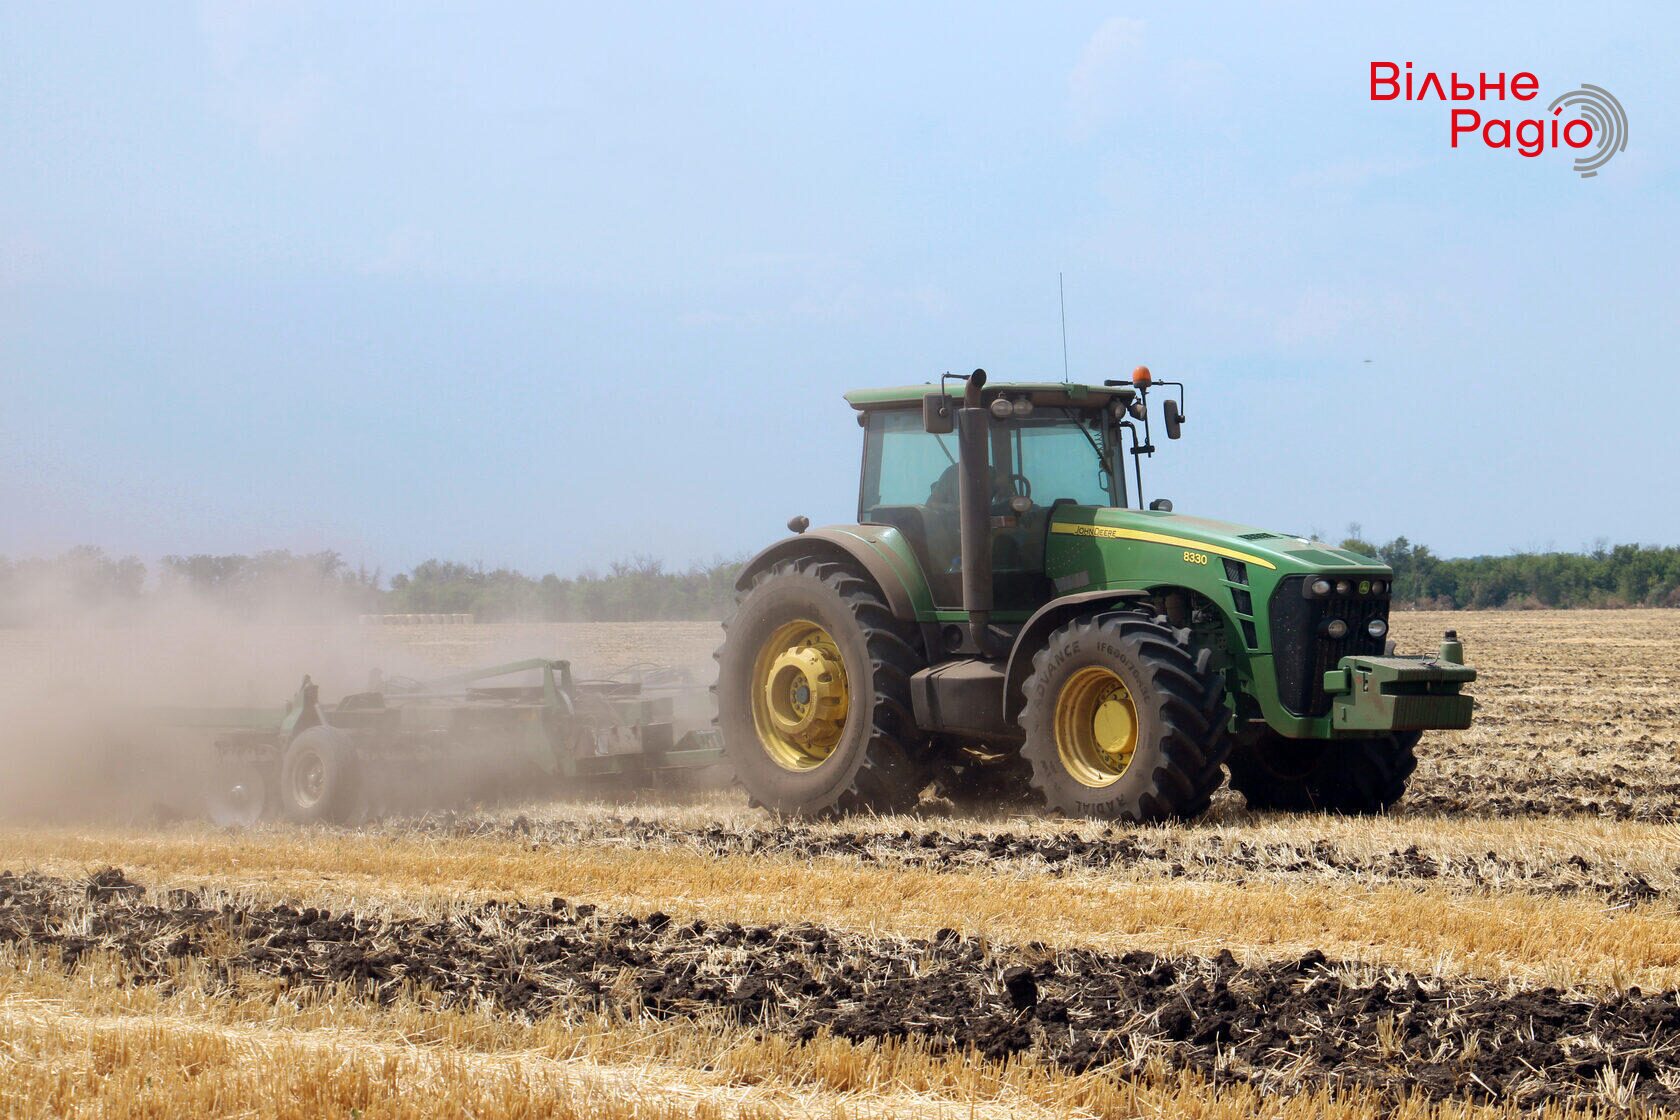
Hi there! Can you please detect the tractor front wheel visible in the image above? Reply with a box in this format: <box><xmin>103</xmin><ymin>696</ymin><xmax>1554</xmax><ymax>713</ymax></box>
<box><xmin>1226</xmin><ymin>731</ymin><xmax>1418</xmax><ymax>814</ymax></box>
<box><xmin>715</xmin><ymin>557</ymin><xmax>925</xmax><ymax>816</ymax></box>
<box><xmin>1019</xmin><ymin>612</ymin><xmax>1230</xmax><ymax>822</ymax></box>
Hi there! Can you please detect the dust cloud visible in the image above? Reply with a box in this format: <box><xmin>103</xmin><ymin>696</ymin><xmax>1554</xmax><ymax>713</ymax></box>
<box><xmin>0</xmin><ymin>564</ymin><xmax>724</xmax><ymax>823</ymax></box>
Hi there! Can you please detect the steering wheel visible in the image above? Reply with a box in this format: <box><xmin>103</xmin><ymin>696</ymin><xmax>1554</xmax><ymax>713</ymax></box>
<box><xmin>989</xmin><ymin>472</ymin><xmax>1033</xmax><ymax>515</ymax></box>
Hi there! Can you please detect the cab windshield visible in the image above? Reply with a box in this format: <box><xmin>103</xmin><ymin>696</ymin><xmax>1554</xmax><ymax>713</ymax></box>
<box><xmin>859</xmin><ymin>408</ymin><xmax>1119</xmax><ymax>513</ymax></box>
<box><xmin>999</xmin><ymin>412</ymin><xmax>1118</xmax><ymax>508</ymax></box>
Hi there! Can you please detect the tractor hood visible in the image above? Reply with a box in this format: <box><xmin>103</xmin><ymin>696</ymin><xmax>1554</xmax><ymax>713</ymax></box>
<box><xmin>1048</xmin><ymin>507</ymin><xmax>1390</xmax><ymax>578</ymax></box>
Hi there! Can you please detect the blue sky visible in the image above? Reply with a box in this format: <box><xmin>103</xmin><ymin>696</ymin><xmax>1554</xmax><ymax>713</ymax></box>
<box><xmin>2</xmin><ymin>3</ymin><xmax>1676</xmax><ymax>575</ymax></box>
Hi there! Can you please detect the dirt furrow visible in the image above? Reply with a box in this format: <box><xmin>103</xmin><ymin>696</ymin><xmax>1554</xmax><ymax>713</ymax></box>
<box><xmin>7</xmin><ymin>867</ymin><xmax>1680</xmax><ymax>1112</ymax></box>
<box><xmin>408</xmin><ymin>812</ymin><xmax>1674</xmax><ymax>904</ymax></box>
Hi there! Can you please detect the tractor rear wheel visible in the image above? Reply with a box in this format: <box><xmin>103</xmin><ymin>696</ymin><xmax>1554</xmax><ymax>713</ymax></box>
<box><xmin>280</xmin><ymin>727</ymin><xmax>366</xmax><ymax>825</ymax></box>
<box><xmin>1226</xmin><ymin>730</ymin><xmax>1418</xmax><ymax>814</ymax></box>
<box><xmin>715</xmin><ymin>557</ymin><xmax>926</xmax><ymax>816</ymax></box>
<box><xmin>1019</xmin><ymin>612</ymin><xmax>1230</xmax><ymax>822</ymax></box>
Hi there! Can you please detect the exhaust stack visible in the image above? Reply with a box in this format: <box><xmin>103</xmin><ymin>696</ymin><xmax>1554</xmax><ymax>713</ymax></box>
<box><xmin>955</xmin><ymin>370</ymin><xmax>1004</xmax><ymax>657</ymax></box>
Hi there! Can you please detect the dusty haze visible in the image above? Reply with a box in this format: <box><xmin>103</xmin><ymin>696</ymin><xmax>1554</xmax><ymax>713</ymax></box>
<box><xmin>0</xmin><ymin>573</ymin><xmax>722</xmax><ymax>822</ymax></box>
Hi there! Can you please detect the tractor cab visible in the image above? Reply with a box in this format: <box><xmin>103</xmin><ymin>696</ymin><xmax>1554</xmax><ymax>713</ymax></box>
<box><xmin>849</xmin><ymin>378</ymin><xmax>1142</xmax><ymax>614</ymax></box>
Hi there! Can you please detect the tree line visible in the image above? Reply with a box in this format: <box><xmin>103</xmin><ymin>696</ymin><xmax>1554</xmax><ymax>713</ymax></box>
<box><xmin>0</xmin><ymin>549</ymin><xmax>739</xmax><ymax>624</ymax></box>
<box><xmin>1337</xmin><ymin>531</ymin><xmax>1680</xmax><ymax>610</ymax></box>
<box><xmin>3</xmin><ymin>536</ymin><xmax>1679</xmax><ymax>624</ymax></box>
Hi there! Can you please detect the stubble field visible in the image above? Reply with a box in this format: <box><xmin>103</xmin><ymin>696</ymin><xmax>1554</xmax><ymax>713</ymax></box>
<box><xmin>4</xmin><ymin>610</ymin><xmax>1680</xmax><ymax>1117</ymax></box>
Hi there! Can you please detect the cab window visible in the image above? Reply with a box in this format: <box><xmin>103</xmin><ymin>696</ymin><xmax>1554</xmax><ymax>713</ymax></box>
<box><xmin>860</xmin><ymin>408</ymin><xmax>964</xmax><ymax>510</ymax></box>
<box><xmin>859</xmin><ymin>408</ymin><xmax>972</xmax><ymax>606</ymax></box>
<box><xmin>1003</xmin><ymin>415</ymin><xmax>1116</xmax><ymax>507</ymax></box>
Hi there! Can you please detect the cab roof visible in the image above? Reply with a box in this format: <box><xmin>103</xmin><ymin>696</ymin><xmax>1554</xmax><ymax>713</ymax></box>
<box><xmin>843</xmin><ymin>381</ymin><xmax>1135</xmax><ymax>411</ymax></box>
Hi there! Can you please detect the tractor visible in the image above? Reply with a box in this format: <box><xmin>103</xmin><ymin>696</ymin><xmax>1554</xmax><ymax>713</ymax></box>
<box><xmin>714</xmin><ymin>368</ymin><xmax>1475</xmax><ymax>820</ymax></box>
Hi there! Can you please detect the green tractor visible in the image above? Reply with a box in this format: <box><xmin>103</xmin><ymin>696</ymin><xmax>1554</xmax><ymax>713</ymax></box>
<box><xmin>715</xmin><ymin>368</ymin><xmax>1475</xmax><ymax>820</ymax></box>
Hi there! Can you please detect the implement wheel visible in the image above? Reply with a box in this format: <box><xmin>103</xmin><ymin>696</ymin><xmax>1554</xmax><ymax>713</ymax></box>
<box><xmin>1019</xmin><ymin>612</ymin><xmax>1230</xmax><ymax>822</ymax></box>
<box><xmin>280</xmin><ymin>727</ymin><xmax>365</xmax><ymax>825</ymax></box>
<box><xmin>715</xmin><ymin>557</ymin><xmax>925</xmax><ymax>816</ymax></box>
<box><xmin>1227</xmin><ymin>730</ymin><xmax>1418</xmax><ymax>814</ymax></box>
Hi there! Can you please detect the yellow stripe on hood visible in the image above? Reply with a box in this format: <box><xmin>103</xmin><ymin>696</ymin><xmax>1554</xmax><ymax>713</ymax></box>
<box><xmin>1049</xmin><ymin>523</ymin><xmax>1278</xmax><ymax>570</ymax></box>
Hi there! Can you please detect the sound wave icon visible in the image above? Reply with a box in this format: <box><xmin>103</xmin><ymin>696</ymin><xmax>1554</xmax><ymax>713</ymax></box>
<box><xmin>1548</xmin><ymin>84</ymin><xmax>1628</xmax><ymax>178</ymax></box>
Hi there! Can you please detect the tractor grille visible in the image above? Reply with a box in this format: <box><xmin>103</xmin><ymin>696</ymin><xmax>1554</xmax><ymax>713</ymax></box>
<box><xmin>1269</xmin><ymin>576</ymin><xmax>1390</xmax><ymax>717</ymax></box>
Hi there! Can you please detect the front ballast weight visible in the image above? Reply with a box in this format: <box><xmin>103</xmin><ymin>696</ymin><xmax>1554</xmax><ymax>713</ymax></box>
<box><xmin>1323</xmin><ymin>630</ymin><xmax>1477</xmax><ymax>734</ymax></box>
<box><xmin>197</xmin><ymin>658</ymin><xmax>728</xmax><ymax>827</ymax></box>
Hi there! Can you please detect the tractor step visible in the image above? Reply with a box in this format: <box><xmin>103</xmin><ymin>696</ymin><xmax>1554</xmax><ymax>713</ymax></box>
<box><xmin>910</xmin><ymin>658</ymin><xmax>1021</xmax><ymax>742</ymax></box>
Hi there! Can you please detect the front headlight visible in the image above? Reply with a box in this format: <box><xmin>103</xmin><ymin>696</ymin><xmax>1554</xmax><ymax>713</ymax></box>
<box><xmin>1310</xmin><ymin>578</ymin><xmax>1332</xmax><ymax>596</ymax></box>
<box><xmin>1323</xmin><ymin>619</ymin><xmax>1349</xmax><ymax>639</ymax></box>
<box><xmin>1367</xmin><ymin>619</ymin><xmax>1388</xmax><ymax>639</ymax></box>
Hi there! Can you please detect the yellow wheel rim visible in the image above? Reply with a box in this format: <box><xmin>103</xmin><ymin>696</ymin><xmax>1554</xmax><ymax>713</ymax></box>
<box><xmin>751</xmin><ymin>619</ymin><xmax>850</xmax><ymax>771</ymax></box>
<box><xmin>1054</xmin><ymin>666</ymin><xmax>1139</xmax><ymax>788</ymax></box>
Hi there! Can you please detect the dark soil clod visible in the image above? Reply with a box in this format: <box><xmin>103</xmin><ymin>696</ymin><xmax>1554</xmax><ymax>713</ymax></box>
<box><xmin>1001</xmin><ymin>965</ymin><xmax>1037</xmax><ymax>1011</ymax></box>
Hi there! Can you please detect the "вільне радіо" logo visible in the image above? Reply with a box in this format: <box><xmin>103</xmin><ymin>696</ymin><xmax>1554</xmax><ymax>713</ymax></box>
<box><xmin>1371</xmin><ymin>63</ymin><xmax>1627</xmax><ymax>178</ymax></box>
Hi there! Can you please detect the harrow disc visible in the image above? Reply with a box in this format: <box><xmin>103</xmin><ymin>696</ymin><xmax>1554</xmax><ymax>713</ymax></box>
<box><xmin>206</xmin><ymin>759</ymin><xmax>271</xmax><ymax>828</ymax></box>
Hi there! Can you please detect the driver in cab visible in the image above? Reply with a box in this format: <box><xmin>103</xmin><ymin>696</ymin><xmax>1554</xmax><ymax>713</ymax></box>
<box><xmin>925</xmin><ymin>462</ymin><xmax>1032</xmax><ymax>574</ymax></box>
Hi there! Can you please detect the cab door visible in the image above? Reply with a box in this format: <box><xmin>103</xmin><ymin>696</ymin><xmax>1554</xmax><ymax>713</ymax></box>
<box><xmin>858</xmin><ymin>407</ymin><xmax>965</xmax><ymax>607</ymax></box>
<box><xmin>988</xmin><ymin>414</ymin><xmax>1121</xmax><ymax>612</ymax></box>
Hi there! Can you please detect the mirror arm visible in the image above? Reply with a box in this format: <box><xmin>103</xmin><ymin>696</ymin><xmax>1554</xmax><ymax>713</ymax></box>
<box><xmin>1118</xmin><ymin>420</ymin><xmax>1145</xmax><ymax>508</ymax></box>
<box><xmin>1155</xmin><ymin>380</ymin><xmax>1187</xmax><ymax>424</ymax></box>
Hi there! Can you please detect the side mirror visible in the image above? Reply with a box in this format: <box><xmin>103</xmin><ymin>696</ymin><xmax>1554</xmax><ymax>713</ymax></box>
<box><xmin>923</xmin><ymin>393</ymin><xmax>954</xmax><ymax>434</ymax></box>
<box><xmin>1149</xmin><ymin>498</ymin><xmax>1173</xmax><ymax>512</ymax></box>
<box><xmin>1163</xmin><ymin>399</ymin><xmax>1183</xmax><ymax>439</ymax></box>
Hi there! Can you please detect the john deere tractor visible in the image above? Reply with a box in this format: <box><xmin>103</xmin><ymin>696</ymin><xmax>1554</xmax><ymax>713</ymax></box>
<box><xmin>715</xmin><ymin>369</ymin><xmax>1475</xmax><ymax>820</ymax></box>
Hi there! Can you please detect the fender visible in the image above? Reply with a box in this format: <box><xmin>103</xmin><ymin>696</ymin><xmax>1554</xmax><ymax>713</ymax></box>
<box><xmin>735</xmin><ymin>526</ymin><xmax>929</xmax><ymax>620</ymax></box>
<box><xmin>1001</xmin><ymin>588</ymin><xmax>1152</xmax><ymax>723</ymax></box>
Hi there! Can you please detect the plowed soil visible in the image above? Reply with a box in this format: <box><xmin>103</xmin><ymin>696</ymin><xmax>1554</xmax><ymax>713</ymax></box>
<box><xmin>414</xmin><ymin>812</ymin><xmax>1672</xmax><ymax>904</ymax></box>
<box><xmin>4</xmin><ymin>609</ymin><xmax>1680</xmax><ymax>1117</ymax></box>
<box><xmin>8</xmin><ymin>867</ymin><xmax>1680</xmax><ymax>1111</ymax></box>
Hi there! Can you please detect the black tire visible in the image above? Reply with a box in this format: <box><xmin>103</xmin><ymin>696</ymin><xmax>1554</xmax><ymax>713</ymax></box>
<box><xmin>715</xmin><ymin>557</ymin><xmax>926</xmax><ymax>816</ymax></box>
<box><xmin>205</xmin><ymin>757</ymin><xmax>273</xmax><ymax>828</ymax></box>
<box><xmin>1019</xmin><ymin>612</ymin><xmax>1230</xmax><ymax>822</ymax></box>
<box><xmin>1227</xmin><ymin>730</ymin><xmax>1418</xmax><ymax>814</ymax></box>
<box><xmin>280</xmin><ymin>726</ymin><xmax>365</xmax><ymax>824</ymax></box>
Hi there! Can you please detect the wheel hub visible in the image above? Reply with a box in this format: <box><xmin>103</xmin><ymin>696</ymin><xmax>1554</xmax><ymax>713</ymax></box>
<box><xmin>1054</xmin><ymin>666</ymin><xmax>1139</xmax><ymax>788</ymax></box>
<box><xmin>751</xmin><ymin>621</ymin><xmax>850</xmax><ymax>771</ymax></box>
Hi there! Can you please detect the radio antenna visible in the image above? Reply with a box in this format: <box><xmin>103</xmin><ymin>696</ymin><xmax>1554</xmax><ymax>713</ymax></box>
<box><xmin>1058</xmin><ymin>272</ymin><xmax>1070</xmax><ymax>383</ymax></box>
